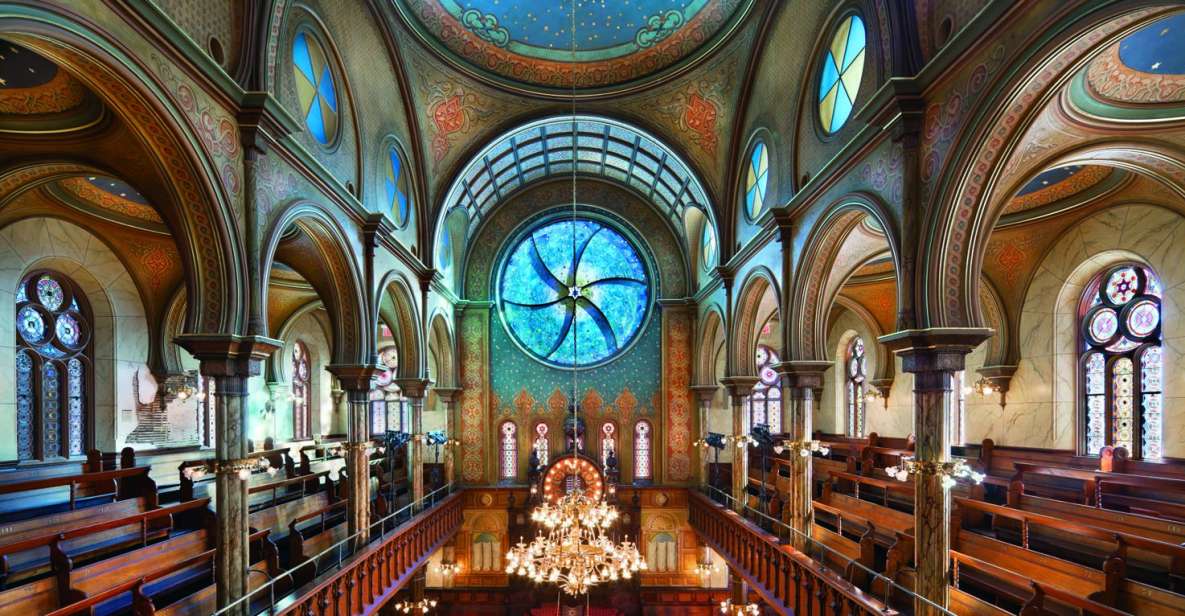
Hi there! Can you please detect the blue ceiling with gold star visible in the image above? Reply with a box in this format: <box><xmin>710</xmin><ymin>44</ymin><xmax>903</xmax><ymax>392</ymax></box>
<box><xmin>395</xmin><ymin>0</ymin><xmax>748</xmax><ymax>91</ymax></box>
<box><xmin>0</xmin><ymin>39</ymin><xmax>58</xmax><ymax>89</ymax></box>
<box><xmin>1118</xmin><ymin>12</ymin><xmax>1185</xmax><ymax>74</ymax></box>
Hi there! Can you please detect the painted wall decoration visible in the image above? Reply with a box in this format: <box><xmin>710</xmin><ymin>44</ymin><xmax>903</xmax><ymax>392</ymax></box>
<box><xmin>1086</xmin><ymin>11</ymin><xmax>1185</xmax><ymax>104</ymax></box>
<box><xmin>395</xmin><ymin>0</ymin><xmax>746</xmax><ymax>90</ymax></box>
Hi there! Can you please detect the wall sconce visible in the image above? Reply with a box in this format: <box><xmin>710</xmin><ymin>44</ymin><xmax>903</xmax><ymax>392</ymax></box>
<box><xmin>885</xmin><ymin>457</ymin><xmax>985</xmax><ymax>489</ymax></box>
<box><xmin>773</xmin><ymin>440</ymin><xmax>830</xmax><ymax>458</ymax></box>
<box><xmin>726</xmin><ymin>434</ymin><xmax>758</xmax><ymax>449</ymax></box>
<box><xmin>436</xmin><ymin>561</ymin><xmax>462</xmax><ymax>577</ymax></box>
<box><xmin>719</xmin><ymin>599</ymin><xmax>761</xmax><ymax>615</ymax></box>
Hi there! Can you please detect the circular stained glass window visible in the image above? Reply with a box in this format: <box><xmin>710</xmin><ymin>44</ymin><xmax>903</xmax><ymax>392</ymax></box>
<box><xmin>36</xmin><ymin>276</ymin><xmax>64</xmax><ymax>310</ymax></box>
<box><xmin>292</xmin><ymin>30</ymin><xmax>339</xmax><ymax>145</ymax></box>
<box><xmin>1089</xmin><ymin>308</ymin><xmax>1119</xmax><ymax>343</ymax></box>
<box><xmin>1126</xmin><ymin>299</ymin><xmax>1159</xmax><ymax>337</ymax></box>
<box><xmin>55</xmin><ymin>313</ymin><xmax>83</xmax><ymax>349</ymax></box>
<box><xmin>498</xmin><ymin>218</ymin><xmax>650</xmax><ymax>368</ymax></box>
<box><xmin>701</xmin><ymin>223</ymin><xmax>716</xmax><ymax>269</ymax></box>
<box><xmin>17</xmin><ymin>306</ymin><xmax>47</xmax><ymax>344</ymax></box>
<box><xmin>385</xmin><ymin>145</ymin><xmax>411</xmax><ymax>227</ymax></box>
<box><xmin>1104</xmin><ymin>266</ymin><xmax>1139</xmax><ymax>305</ymax></box>
<box><xmin>818</xmin><ymin>14</ymin><xmax>867</xmax><ymax>134</ymax></box>
<box><xmin>745</xmin><ymin>141</ymin><xmax>769</xmax><ymax>219</ymax></box>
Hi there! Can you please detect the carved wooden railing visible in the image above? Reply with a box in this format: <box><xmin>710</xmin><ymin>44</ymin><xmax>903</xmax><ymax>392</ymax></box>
<box><xmin>689</xmin><ymin>490</ymin><xmax>897</xmax><ymax>616</ymax></box>
<box><xmin>276</xmin><ymin>490</ymin><xmax>463</xmax><ymax>615</ymax></box>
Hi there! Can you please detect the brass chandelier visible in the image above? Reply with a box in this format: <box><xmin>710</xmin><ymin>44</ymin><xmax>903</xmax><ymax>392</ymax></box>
<box><xmin>503</xmin><ymin>0</ymin><xmax>646</xmax><ymax>596</ymax></box>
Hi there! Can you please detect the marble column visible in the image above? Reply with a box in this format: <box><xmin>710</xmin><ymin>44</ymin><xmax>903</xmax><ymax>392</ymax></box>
<box><xmin>776</xmin><ymin>361</ymin><xmax>829</xmax><ymax>549</ymax></box>
<box><xmin>690</xmin><ymin>385</ymin><xmax>719</xmax><ymax>488</ymax></box>
<box><xmin>175</xmin><ymin>335</ymin><xmax>279</xmax><ymax>614</ymax></box>
<box><xmin>328</xmin><ymin>365</ymin><xmax>380</xmax><ymax>546</ymax></box>
<box><xmin>434</xmin><ymin>387</ymin><xmax>462</xmax><ymax>487</ymax></box>
<box><xmin>720</xmin><ymin>377</ymin><xmax>758</xmax><ymax>513</ymax></box>
<box><xmin>398</xmin><ymin>379</ymin><xmax>431</xmax><ymax>511</ymax></box>
<box><xmin>881</xmin><ymin>329</ymin><xmax>990</xmax><ymax>616</ymax></box>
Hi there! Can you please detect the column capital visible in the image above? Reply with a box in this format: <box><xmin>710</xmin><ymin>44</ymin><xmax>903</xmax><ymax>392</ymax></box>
<box><xmin>326</xmin><ymin>364</ymin><xmax>383</xmax><ymax>392</ymax></box>
<box><xmin>173</xmin><ymin>334</ymin><xmax>281</xmax><ymax>378</ymax></box>
<box><xmin>878</xmin><ymin>328</ymin><xmax>993</xmax><ymax>374</ymax></box>
<box><xmin>719</xmin><ymin>376</ymin><xmax>759</xmax><ymax>398</ymax></box>
<box><xmin>689</xmin><ymin>384</ymin><xmax>719</xmax><ymax>405</ymax></box>
<box><xmin>772</xmin><ymin>360</ymin><xmax>831</xmax><ymax>389</ymax></box>
<box><xmin>432</xmin><ymin>386</ymin><xmax>463</xmax><ymax>404</ymax></box>
<box><xmin>395</xmin><ymin>378</ymin><xmax>433</xmax><ymax>399</ymax></box>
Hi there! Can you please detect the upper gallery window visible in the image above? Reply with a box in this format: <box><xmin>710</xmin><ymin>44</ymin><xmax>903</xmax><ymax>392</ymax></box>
<box><xmin>291</xmin><ymin>340</ymin><xmax>312</xmax><ymax>440</ymax></box>
<box><xmin>16</xmin><ymin>271</ymin><xmax>91</xmax><ymax>460</ymax></box>
<box><xmin>748</xmin><ymin>344</ymin><xmax>782</xmax><ymax>433</ymax></box>
<box><xmin>1081</xmin><ymin>265</ymin><xmax>1162</xmax><ymax>459</ymax></box>
<box><xmin>818</xmin><ymin>14</ymin><xmax>867</xmax><ymax>134</ymax></box>
<box><xmin>498</xmin><ymin>218</ymin><xmax>650</xmax><ymax>368</ymax></box>
<box><xmin>292</xmin><ymin>30</ymin><xmax>340</xmax><ymax>145</ymax></box>
<box><xmin>744</xmin><ymin>140</ymin><xmax>769</xmax><ymax>220</ymax></box>
<box><xmin>385</xmin><ymin>144</ymin><xmax>412</xmax><ymax>228</ymax></box>
<box><xmin>701</xmin><ymin>222</ymin><xmax>717</xmax><ymax>269</ymax></box>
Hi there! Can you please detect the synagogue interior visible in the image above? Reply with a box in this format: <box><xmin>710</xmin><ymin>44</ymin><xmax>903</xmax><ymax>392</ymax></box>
<box><xmin>2</xmin><ymin>1</ymin><xmax>1185</xmax><ymax>615</ymax></box>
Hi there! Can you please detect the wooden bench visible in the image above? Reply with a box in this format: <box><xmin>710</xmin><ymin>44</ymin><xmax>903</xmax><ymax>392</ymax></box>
<box><xmin>133</xmin><ymin>529</ymin><xmax>275</xmax><ymax>616</ymax></box>
<box><xmin>1010</xmin><ymin>463</ymin><xmax>1185</xmax><ymax>516</ymax></box>
<box><xmin>288</xmin><ymin>499</ymin><xmax>350</xmax><ymax>586</ymax></box>
<box><xmin>809</xmin><ymin>501</ymin><xmax>876</xmax><ymax>587</ymax></box>
<box><xmin>0</xmin><ymin>497</ymin><xmax>208</xmax><ymax>588</ymax></box>
<box><xmin>0</xmin><ymin>466</ymin><xmax>155</xmax><ymax>522</ymax></box>
<box><xmin>950</xmin><ymin>551</ymin><xmax>1131</xmax><ymax>616</ymax></box>
<box><xmin>249</xmin><ymin>491</ymin><xmax>338</xmax><ymax>549</ymax></box>
<box><xmin>1012</xmin><ymin>492</ymin><xmax>1185</xmax><ymax>545</ymax></box>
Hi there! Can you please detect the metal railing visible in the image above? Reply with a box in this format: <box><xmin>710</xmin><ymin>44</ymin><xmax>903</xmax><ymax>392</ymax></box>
<box><xmin>212</xmin><ymin>482</ymin><xmax>457</xmax><ymax>616</ymax></box>
<box><xmin>698</xmin><ymin>484</ymin><xmax>955</xmax><ymax>615</ymax></box>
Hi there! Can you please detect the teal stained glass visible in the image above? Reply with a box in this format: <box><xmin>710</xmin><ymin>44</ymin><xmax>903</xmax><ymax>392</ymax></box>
<box><xmin>745</xmin><ymin>141</ymin><xmax>769</xmax><ymax>219</ymax></box>
<box><xmin>818</xmin><ymin>15</ymin><xmax>866</xmax><ymax>134</ymax></box>
<box><xmin>499</xmin><ymin>218</ymin><xmax>649</xmax><ymax>367</ymax></box>
<box><xmin>385</xmin><ymin>145</ymin><xmax>411</xmax><ymax>227</ymax></box>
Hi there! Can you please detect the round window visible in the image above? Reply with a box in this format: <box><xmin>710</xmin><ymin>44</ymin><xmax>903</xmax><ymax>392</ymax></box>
<box><xmin>818</xmin><ymin>14</ymin><xmax>867</xmax><ymax>134</ymax></box>
<box><xmin>292</xmin><ymin>30</ymin><xmax>340</xmax><ymax>145</ymax></box>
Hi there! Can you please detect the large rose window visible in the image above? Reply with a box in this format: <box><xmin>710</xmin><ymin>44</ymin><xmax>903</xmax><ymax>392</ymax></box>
<box><xmin>498</xmin><ymin>218</ymin><xmax>650</xmax><ymax>368</ymax></box>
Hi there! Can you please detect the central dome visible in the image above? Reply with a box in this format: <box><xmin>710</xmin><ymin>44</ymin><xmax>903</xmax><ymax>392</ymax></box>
<box><xmin>394</xmin><ymin>0</ymin><xmax>749</xmax><ymax>92</ymax></box>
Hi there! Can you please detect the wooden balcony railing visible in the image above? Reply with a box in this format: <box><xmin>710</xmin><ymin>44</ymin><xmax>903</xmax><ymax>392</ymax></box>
<box><xmin>275</xmin><ymin>490</ymin><xmax>463</xmax><ymax>615</ymax></box>
<box><xmin>688</xmin><ymin>490</ymin><xmax>897</xmax><ymax>616</ymax></box>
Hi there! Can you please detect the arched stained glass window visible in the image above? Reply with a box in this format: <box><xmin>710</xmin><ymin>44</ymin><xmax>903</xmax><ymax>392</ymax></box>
<box><xmin>1081</xmin><ymin>265</ymin><xmax>1162</xmax><ymax>459</ymax></box>
<box><xmin>370</xmin><ymin>345</ymin><xmax>406</xmax><ymax>435</ymax></box>
<box><xmin>292</xmin><ymin>30</ymin><xmax>339</xmax><ymax>145</ymax></box>
<box><xmin>291</xmin><ymin>341</ymin><xmax>311</xmax><ymax>440</ymax></box>
<box><xmin>15</xmin><ymin>271</ymin><xmax>91</xmax><ymax>460</ymax></box>
<box><xmin>533</xmin><ymin>422</ymin><xmax>550</xmax><ymax>467</ymax></box>
<box><xmin>499</xmin><ymin>421</ymin><xmax>518</xmax><ymax>481</ymax></box>
<box><xmin>600</xmin><ymin>422</ymin><xmax>617</xmax><ymax>470</ymax></box>
<box><xmin>634</xmin><ymin>420</ymin><xmax>652</xmax><ymax>482</ymax></box>
<box><xmin>385</xmin><ymin>144</ymin><xmax>411</xmax><ymax>227</ymax></box>
<box><xmin>846</xmin><ymin>337</ymin><xmax>867</xmax><ymax>437</ymax></box>
<box><xmin>498</xmin><ymin>218</ymin><xmax>650</xmax><ymax>368</ymax></box>
<box><xmin>745</xmin><ymin>141</ymin><xmax>769</xmax><ymax>220</ymax></box>
<box><xmin>747</xmin><ymin>345</ymin><xmax>782</xmax><ymax>433</ymax></box>
<box><xmin>818</xmin><ymin>14</ymin><xmax>867</xmax><ymax>134</ymax></box>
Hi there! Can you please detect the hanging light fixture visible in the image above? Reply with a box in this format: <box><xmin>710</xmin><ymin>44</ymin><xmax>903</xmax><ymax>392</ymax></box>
<box><xmin>504</xmin><ymin>1</ymin><xmax>645</xmax><ymax>595</ymax></box>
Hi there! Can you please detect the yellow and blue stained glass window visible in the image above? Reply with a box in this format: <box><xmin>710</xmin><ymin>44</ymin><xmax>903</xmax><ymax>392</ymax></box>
<box><xmin>385</xmin><ymin>145</ymin><xmax>411</xmax><ymax>227</ymax></box>
<box><xmin>745</xmin><ymin>141</ymin><xmax>768</xmax><ymax>219</ymax></box>
<box><xmin>818</xmin><ymin>15</ymin><xmax>866</xmax><ymax>135</ymax></box>
<box><xmin>293</xmin><ymin>31</ymin><xmax>339</xmax><ymax>145</ymax></box>
<box><xmin>499</xmin><ymin>218</ymin><xmax>649</xmax><ymax>368</ymax></box>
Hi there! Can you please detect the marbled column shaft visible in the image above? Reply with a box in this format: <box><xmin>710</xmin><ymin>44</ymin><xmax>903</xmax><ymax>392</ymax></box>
<box><xmin>698</xmin><ymin>398</ymin><xmax>710</xmax><ymax>488</ymax></box>
<box><xmin>442</xmin><ymin>398</ymin><xmax>456</xmax><ymax>486</ymax></box>
<box><xmin>409</xmin><ymin>396</ymin><xmax>425</xmax><ymax>509</ymax></box>
<box><xmin>213</xmin><ymin>375</ymin><xmax>249</xmax><ymax>614</ymax></box>
<box><xmin>346</xmin><ymin>389</ymin><xmax>371</xmax><ymax>544</ymax></box>
<box><xmin>729</xmin><ymin>392</ymin><xmax>747</xmax><ymax>513</ymax></box>
<box><xmin>913</xmin><ymin>370</ymin><xmax>952</xmax><ymax>616</ymax></box>
<box><xmin>787</xmin><ymin>387</ymin><xmax>814</xmax><ymax>548</ymax></box>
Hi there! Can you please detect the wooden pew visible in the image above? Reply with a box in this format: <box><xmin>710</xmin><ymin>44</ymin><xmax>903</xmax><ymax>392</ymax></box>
<box><xmin>950</xmin><ymin>551</ymin><xmax>1131</xmax><ymax>616</ymax></box>
<box><xmin>818</xmin><ymin>478</ymin><xmax>913</xmax><ymax>545</ymax></box>
<box><xmin>1012</xmin><ymin>492</ymin><xmax>1185</xmax><ymax>545</ymax></box>
<box><xmin>249</xmin><ymin>490</ymin><xmax>337</xmax><ymax>549</ymax></box>
<box><xmin>0</xmin><ymin>498</ymin><xmax>208</xmax><ymax>588</ymax></box>
<box><xmin>954</xmin><ymin>497</ymin><xmax>1185</xmax><ymax>613</ymax></box>
<box><xmin>288</xmin><ymin>499</ymin><xmax>350</xmax><ymax>586</ymax></box>
<box><xmin>0</xmin><ymin>466</ymin><xmax>155</xmax><ymax>522</ymax></box>
<box><xmin>1010</xmin><ymin>463</ymin><xmax>1185</xmax><ymax>517</ymax></box>
<box><xmin>828</xmin><ymin>470</ymin><xmax>915</xmax><ymax>512</ymax></box>
<box><xmin>131</xmin><ymin>529</ymin><xmax>276</xmax><ymax>616</ymax></box>
<box><xmin>810</xmin><ymin>501</ymin><xmax>876</xmax><ymax>587</ymax></box>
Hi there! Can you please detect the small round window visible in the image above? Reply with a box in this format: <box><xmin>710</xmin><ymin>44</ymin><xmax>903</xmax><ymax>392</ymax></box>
<box><xmin>818</xmin><ymin>14</ymin><xmax>867</xmax><ymax>134</ymax></box>
<box><xmin>498</xmin><ymin>217</ymin><xmax>650</xmax><ymax>368</ymax></box>
<box><xmin>292</xmin><ymin>30</ymin><xmax>340</xmax><ymax>145</ymax></box>
<box><xmin>745</xmin><ymin>141</ymin><xmax>769</xmax><ymax>220</ymax></box>
<box><xmin>701</xmin><ymin>223</ymin><xmax>717</xmax><ymax>269</ymax></box>
<box><xmin>384</xmin><ymin>144</ymin><xmax>411</xmax><ymax>228</ymax></box>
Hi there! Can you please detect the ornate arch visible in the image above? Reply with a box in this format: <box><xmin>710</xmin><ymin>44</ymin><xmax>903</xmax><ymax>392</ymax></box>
<box><xmin>923</xmin><ymin>4</ymin><xmax>1183</xmax><ymax>329</ymax></box>
<box><xmin>260</xmin><ymin>203</ymin><xmax>368</xmax><ymax>365</ymax></box>
<box><xmin>428</xmin><ymin>312</ymin><xmax>455</xmax><ymax>388</ymax></box>
<box><xmin>788</xmin><ymin>193</ymin><xmax>901</xmax><ymax>361</ymax></box>
<box><xmin>375</xmin><ymin>272</ymin><xmax>423</xmax><ymax>380</ymax></box>
<box><xmin>0</xmin><ymin>10</ymin><xmax>246</xmax><ymax>335</ymax></box>
<box><xmin>696</xmin><ymin>306</ymin><xmax>726</xmax><ymax>385</ymax></box>
<box><xmin>731</xmin><ymin>267</ymin><xmax>780</xmax><ymax>377</ymax></box>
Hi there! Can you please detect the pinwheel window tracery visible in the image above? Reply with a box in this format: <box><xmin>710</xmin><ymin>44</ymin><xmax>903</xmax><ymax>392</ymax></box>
<box><xmin>1080</xmin><ymin>265</ymin><xmax>1162</xmax><ymax>460</ymax></box>
<box><xmin>15</xmin><ymin>271</ymin><xmax>91</xmax><ymax>461</ymax></box>
<box><xmin>498</xmin><ymin>218</ymin><xmax>651</xmax><ymax>368</ymax></box>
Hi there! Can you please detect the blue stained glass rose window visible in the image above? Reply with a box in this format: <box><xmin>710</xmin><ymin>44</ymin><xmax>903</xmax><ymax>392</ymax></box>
<box><xmin>498</xmin><ymin>218</ymin><xmax>650</xmax><ymax>367</ymax></box>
